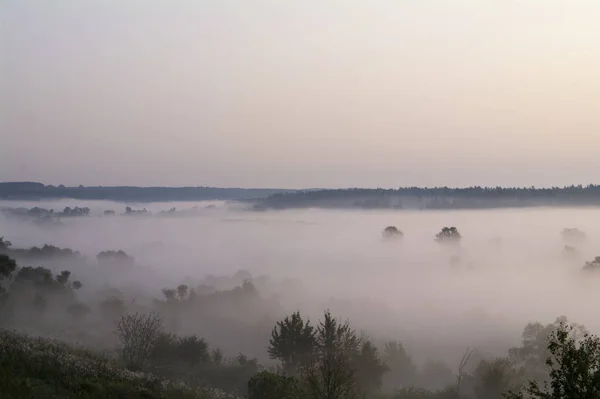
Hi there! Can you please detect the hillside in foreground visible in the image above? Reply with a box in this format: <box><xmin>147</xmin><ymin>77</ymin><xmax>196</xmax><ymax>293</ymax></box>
<box><xmin>0</xmin><ymin>329</ymin><xmax>230</xmax><ymax>399</ymax></box>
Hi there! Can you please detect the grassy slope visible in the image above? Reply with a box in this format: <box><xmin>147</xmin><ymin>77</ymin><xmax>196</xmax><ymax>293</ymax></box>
<box><xmin>0</xmin><ymin>329</ymin><xmax>230</xmax><ymax>399</ymax></box>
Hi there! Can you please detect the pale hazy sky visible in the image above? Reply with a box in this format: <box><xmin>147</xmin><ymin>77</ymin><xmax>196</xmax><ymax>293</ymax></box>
<box><xmin>2</xmin><ymin>1</ymin><xmax>600</xmax><ymax>188</ymax></box>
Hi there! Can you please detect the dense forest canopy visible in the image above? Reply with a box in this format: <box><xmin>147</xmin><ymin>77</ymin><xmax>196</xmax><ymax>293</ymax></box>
<box><xmin>9</xmin><ymin>182</ymin><xmax>600</xmax><ymax>210</ymax></box>
<box><xmin>252</xmin><ymin>185</ymin><xmax>600</xmax><ymax>210</ymax></box>
<box><xmin>0</xmin><ymin>182</ymin><xmax>296</xmax><ymax>202</ymax></box>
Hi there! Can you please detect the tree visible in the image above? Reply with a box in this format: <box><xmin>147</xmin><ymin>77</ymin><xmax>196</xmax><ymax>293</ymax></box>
<box><xmin>176</xmin><ymin>335</ymin><xmax>210</xmax><ymax>366</ymax></box>
<box><xmin>435</xmin><ymin>227</ymin><xmax>462</xmax><ymax>243</ymax></box>
<box><xmin>0</xmin><ymin>254</ymin><xmax>17</xmax><ymax>281</ymax></box>
<box><xmin>162</xmin><ymin>288</ymin><xmax>176</xmax><ymax>301</ymax></box>
<box><xmin>0</xmin><ymin>237</ymin><xmax>12</xmax><ymax>251</ymax></box>
<box><xmin>269</xmin><ymin>311</ymin><xmax>316</xmax><ymax>375</ymax></box>
<box><xmin>302</xmin><ymin>310</ymin><xmax>361</xmax><ymax>399</ymax></box>
<box><xmin>456</xmin><ymin>347</ymin><xmax>473</xmax><ymax>396</ymax></box>
<box><xmin>55</xmin><ymin>270</ymin><xmax>71</xmax><ymax>285</ymax></box>
<box><xmin>505</xmin><ymin>322</ymin><xmax>600</xmax><ymax>399</ymax></box>
<box><xmin>97</xmin><ymin>250</ymin><xmax>135</xmax><ymax>267</ymax></box>
<box><xmin>508</xmin><ymin>317</ymin><xmax>587</xmax><ymax>387</ymax></box>
<box><xmin>115</xmin><ymin>312</ymin><xmax>164</xmax><ymax>370</ymax></box>
<box><xmin>582</xmin><ymin>256</ymin><xmax>600</xmax><ymax>271</ymax></box>
<box><xmin>383</xmin><ymin>340</ymin><xmax>418</xmax><ymax>390</ymax></box>
<box><xmin>0</xmin><ymin>255</ymin><xmax>16</xmax><ymax>306</ymax></box>
<box><xmin>383</xmin><ymin>226</ymin><xmax>403</xmax><ymax>238</ymax></box>
<box><xmin>352</xmin><ymin>340</ymin><xmax>389</xmax><ymax>394</ymax></box>
<box><xmin>177</xmin><ymin>284</ymin><xmax>188</xmax><ymax>300</ymax></box>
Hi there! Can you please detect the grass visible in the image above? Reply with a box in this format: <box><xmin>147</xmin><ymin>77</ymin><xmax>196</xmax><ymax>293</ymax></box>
<box><xmin>0</xmin><ymin>329</ymin><xmax>233</xmax><ymax>399</ymax></box>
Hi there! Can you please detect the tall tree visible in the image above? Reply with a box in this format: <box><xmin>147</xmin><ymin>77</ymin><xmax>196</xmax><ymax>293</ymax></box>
<box><xmin>302</xmin><ymin>310</ymin><xmax>361</xmax><ymax>399</ymax></box>
<box><xmin>269</xmin><ymin>311</ymin><xmax>316</xmax><ymax>375</ymax></box>
<box><xmin>352</xmin><ymin>340</ymin><xmax>389</xmax><ymax>394</ymax></box>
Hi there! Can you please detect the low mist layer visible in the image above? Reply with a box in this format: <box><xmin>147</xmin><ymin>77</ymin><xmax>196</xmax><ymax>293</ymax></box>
<box><xmin>2</xmin><ymin>200</ymin><xmax>600</xmax><ymax>396</ymax></box>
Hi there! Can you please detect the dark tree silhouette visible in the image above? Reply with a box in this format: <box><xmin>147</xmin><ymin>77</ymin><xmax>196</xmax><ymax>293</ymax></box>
<box><xmin>352</xmin><ymin>340</ymin><xmax>389</xmax><ymax>394</ymax></box>
<box><xmin>302</xmin><ymin>310</ymin><xmax>362</xmax><ymax>399</ymax></box>
<box><xmin>435</xmin><ymin>227</ymin><xmax>462</xmax><ymax>243</ymax></box>
<box><xmin>583</xmin><ymin>256</ymin><xmax>600</xmax><ymax>271</ymax></box>
<box><xmin>268</xmin><ymin>311</ymin><xmax>316</xmax><ymax>375</ymax></box>
<box><xmin>382</xmin><ymin>226</ymin><xmax>403</xmax><ymax>238</ymax></box>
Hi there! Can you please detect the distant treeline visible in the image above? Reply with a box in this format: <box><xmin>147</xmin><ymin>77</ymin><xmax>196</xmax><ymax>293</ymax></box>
<box><xmin>252</xmin><ymin>185</ymin><xmax>600</xmax><ymax>210</ymax></box>
<box><xmin>0</xmin><ymin>182</ymin><xmax>294</xmax><ymax>202</ymax></box>
<box><xmin>8</xmin><ymin>182</ymin><xmax>600</xmax><ymax>209</ymax></box>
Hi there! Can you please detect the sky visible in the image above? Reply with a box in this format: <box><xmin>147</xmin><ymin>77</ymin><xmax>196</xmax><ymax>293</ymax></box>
<box><xmin>2</xmin><ymin>0</ymin><xmax>600</xmax><ymax>189</ymax></box>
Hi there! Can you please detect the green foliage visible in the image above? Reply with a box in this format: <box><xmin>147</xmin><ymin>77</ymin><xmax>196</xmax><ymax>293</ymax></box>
<box><xmin>248</xmin><ymin>371</ymin><xmax>304</xmax><ymax>399</ymax></box>
<box><xmin>268</xmin><ymin>311</ymin><xmax>316</xmax><ymax>375</ymax></box>
<box><xmin>505</xmin><ymin>322</ymin><xmax>600</xmax><ymax>399</ymax></box>
<box><xmin>508</xmin><ymin>317</ymin><xmax>587</xmax><ymax>386</ymax></box>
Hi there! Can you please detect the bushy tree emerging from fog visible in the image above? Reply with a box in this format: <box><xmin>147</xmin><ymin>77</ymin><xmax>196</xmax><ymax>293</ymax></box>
<box><xmin>582</xmin><ymin>256</ymin><xmax>600</xmax><ymax>271</ymax></box>
<box><xmin>302</xmin><ymin>310</ymin><xmax>361</xmax><ymax>399</ymax></box>
<box><xmin>506</xmin><ymin>322</ymin><xmax>600</xmax><ymax>399</ymax></box>
<box><xmin>435</xmin><ymin>227</ymin><xmax>462</xmax><ymax>243</ymax></box>
<box><xmin>383</xmin><ymin>226</ymin><xmax>404</xmax><ymax>238</ymax></box>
